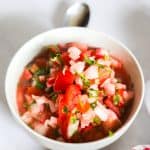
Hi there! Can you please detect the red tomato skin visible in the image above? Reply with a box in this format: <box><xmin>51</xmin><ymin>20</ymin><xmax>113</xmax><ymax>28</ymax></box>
<box><xmin>23</xmin><ymin>69</ymin><xmax>32</xmax><ymax>80</ymax></box>
<box><xmin>104</xmin><ymin>98</ymin><xmax>121</xmax><ymax>117</ymax></box>
<box><xmin>95</xmin><ymin>48</ymin><xmax>104</xmax><ymax>59</ymax></box>
<box><xmin>58</xmin><ymin>85</ymin><xmax>81</xmax><ymax>140</ymax></box>
<box><xmin>37</xmin><ymin>111</ymin><xmax>51</xmax><ymax>124</ymax></box>
<box><xmin>61</xmin><ymin>52</ymin><xmax>70</xmax><ymax>65</ymax></box>
<box><xmin>46</xmin><ymin>77</ymin><xmax>55</xmax><ymax>88</ymax></box>
<box><xmin>64</xmin><ymin>85</ymin><xmax>81</xmax><ymax>109</ymax></box>
<box><xmin>58</xmin><ymin>94</ymin><xmax>69</xmax><ymax>140</ymax></box>
<box><xmin>26</xmin><ymin>86</ymin><xmax>44</xmax><ymax>96</ymax></box>
<box><xmin>35</xmin><ymin>58</ymin><xmax>47</xmax><ymax>67</ymax></box>
<box><xmin>54</xmin><ymin>70</ymin><xmax>75</xmax><ymax>92</ymax></box>
<box><xmin>80</xmin><ymin>49</ymin><xmax>93</xmax><ymax>61</ymax></box>
<box><xmin>17</xmin><ymin>87</ymin><xmax>26</xmax><ymax>115</ymax></box>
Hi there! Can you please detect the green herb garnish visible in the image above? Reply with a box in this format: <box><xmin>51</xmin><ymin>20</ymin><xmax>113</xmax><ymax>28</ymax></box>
<box><xmin>50</xmin><ymin>53</ymin><xmax>63</xmax><ymax>66</ymax></box>
<box><xmin>49</xmin><ymin>50</ymin><xmax>56</xmax><ymax>58</ymax></box>
<box><xmin>117</xmin><ymin>78</ymin><xmax>122</xmax><ymax>83</ymax></box>
<box><xmin>45</xmin><ymin>87</ymin><xmax>53</xmax><ymax>93</ymax></box>
<box><xmin>35</xmin><ymin>80</ymin><xmax>45</xmax><ymax>89</ymax></box>
<box><xmin>93</xmin><ymin>116</ymin><xmax>101</xmax><ymax>124</ymax></box>
<box><xmin>34</xmin><ymin>67</ymin><xmax>49</xmax><ymax>76</ymax></box>
<box><xmin>108</xmin><ymin>130</ymin><xmax>114</xmax><ymax>137</ymax></box>
<box><xmin>63</xmin><ymin>106</ymin><xmax>68</xmax><ymax>114</ymax></box>
<box><xmin>84</xmin><ymin>56</ymin><xmax>95</xmax><ymax>65</ymax></box>
<box><xmin>23</xmin><ymin>102</ymin><xmax>29</xmax><ymax>109</ymax></box>
<box><xmin>70</xmin><ymin>116</ymin><xmax>77</xmax><ymax>124</ymax></box>
<box><xmin>90</xmin><ymin>102</ymin><xmax>97</xmax><ymax>109</ymax></box>
<box><xmin>79</xmin><ymin>73</ymin><xmax>90</xmax><ymax>88</ymax></box>
<box><xmin>49</xmin><ymin>92</ymin><xmax>58</xmax><ymax>101</ymax></box>
<box><xmin>113</xmin><ymin>94</ymin><xmax>120</xmax><ymax>105</ymax></box>
<box><xmin>96</xmin><ymin>63</ymin><xmax>105</xmax><ymax>68</ymax></box>
<box><xmin>23</xmin><ymin>101</ymin><xmax>35</xmax><ymax>110</ymax></box>
<box><xmin>87</xmin><ymin>88</ymin><xmax>99</xmax><ymax>97</ymax></box>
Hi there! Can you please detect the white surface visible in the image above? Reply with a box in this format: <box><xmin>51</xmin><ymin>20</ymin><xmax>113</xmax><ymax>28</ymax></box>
<box><xmin>5</xmin><ymin>27</ymin><xmax>144</xmax><ymax>150</ymax></box>
<box><xmin>0</xmin><ymin>0</ymin><xmax>150</xmax><ymax>150</ymax></box>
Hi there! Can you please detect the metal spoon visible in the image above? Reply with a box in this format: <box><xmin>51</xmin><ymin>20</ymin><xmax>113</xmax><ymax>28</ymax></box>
<box><xmin>63</xmin><ymin>2</ymin><xmax>90</xmax><ymax>27</ymax></box>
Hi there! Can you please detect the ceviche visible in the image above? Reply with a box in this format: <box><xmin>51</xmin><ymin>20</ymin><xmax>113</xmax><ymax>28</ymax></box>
<box><xmin>17</xmin><ymin>42</ymin><xmax>134</xmax><ymax>143</ymax></box>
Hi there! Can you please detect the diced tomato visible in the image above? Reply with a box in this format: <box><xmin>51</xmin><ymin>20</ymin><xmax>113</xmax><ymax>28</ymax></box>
<box><xmin>29</xmin><ymin>64</ymin><xmax>39</xmax><ymax>73</ymax></box>
<box><xmin>38</xmin><ymin>111</ymin><xmax>51</xmax><ymax>124</ymax></box>
<box><xmin>104</xmin><ymin>98</ymin><xmax>121</xmax><ymax>117</ymax></box>
<box><xmin>111</xmin><ymin>57</ymin><xmax>122</xmax><ymax>69</ymax></box>
<box><xmin>61</xmin><ymin>52</ymin><xmax>70</xmax><ymax>65</ymax></box>
<box><xmin>80</xmin><ymin>125</ymin><xmax>93</xmax><ymax>133</ymax></box>
<box><xmin>26</xmin><ymin>86</ymin><xmax>44</xmax><ymax>96</ymax></box>
<box><xmin>77</xmin><ymin>102</ymin><xmax>90</xmax><ymax>113</ymax></box>
<box><xmin>80</xmin><ymin>49</ymin><xmax>93</xmax><ymax>60</ymax></box>
<box><xmin>22</xmin><ymin>69</ymin><xmax>32</xmax><ymax>80</ymax></box>
<box><xmin>25</xmin><ymin>94</ymin><xmax>34</xmax><ymax>105</ymax></box>
<box><xmin>67</xmin><ymin>42</ymin><xmax>88</xmax><ymax>52</ymax></box>
<box><xmin>99</xmin><ymin>77</ymin><xmax>108</xmax><ymax>86</ymax></box>
<box><xmin>17</xmin><ymin>87</ymin><xmax>26</xmax><ymax>115</ymax></box>
<box><xmin>54</xmin><ymin>70</ymin><xmax>75</xmax><ymax>92</ymax></box>
<box><xmin>35</xmin><ymin>58</ymin><xmax>47</xmax><ymax>67</ymax></box>
<box><xmin>118</xmin><ymin>89</ymin><xmax>124</xmax><ymax>96</ymax></box>
<box><xmin>64</xmin><ymin>85</ymin><xmax>81</xmax><ymax>109</ymax></box>
<box><xmin>46</xmin><ymin>77</ymin><xmax>55</xmax><ymax>88</ymax></box>
<box><xmin>95</xmin><ymin>48</ymin><xmax>104</xmax><ymax>59</ymax></box>
<box><xmin>75</xmin><ymin>95</ymin><xmax>90</xmax><ymax>113</ymax></box>
<box><xmin>99</xmin><ymin>69</ymin><xmax>112</xmax><ymax>85</ymax></box>
<box><xmin>58</xmin><ymin>94</ymin><xmax>69</xmax><ymax>139</ymax></box>
<box><xmin>118</xmin><ymin>98</ymin><xmax>125</xmax><ymax>107</ymax></box>
<box><xmin>58</xmin><ymin>85</ymin><xmax>81</xmax><ymax>140</ymax></box>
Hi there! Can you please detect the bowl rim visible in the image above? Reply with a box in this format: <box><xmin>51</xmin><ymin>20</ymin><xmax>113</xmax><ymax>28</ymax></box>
<box><xmin>5</xmin><ymin>27</ymin><xmax>145</xmax><ymax>146</ymax></box>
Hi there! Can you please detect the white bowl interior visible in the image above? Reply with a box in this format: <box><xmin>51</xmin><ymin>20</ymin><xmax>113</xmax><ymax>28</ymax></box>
<box><xmin>5</xmin><ymin>27</ymin><xmax>144</xmax><ymax>150</ymax></box>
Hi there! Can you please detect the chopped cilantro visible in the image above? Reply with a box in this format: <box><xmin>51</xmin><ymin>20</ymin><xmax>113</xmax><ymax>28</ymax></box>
<box><xmin>63</xmin><ymin>106</ymin><xmax>68</xmax><ymax>114</ymax></box>
<box><xmin>93</xmin><ymin>116</ymin><xmax>101</xmax><ymax>124</ymax></box>
<box><xmin>90</xmin><ymin>102</ymin><xmax>97</xmax><ymax>109</ymax></box>
<box><xmin>50</xmin><ymin>53</ymin><xmax>63</xmax><ymax>66</ymax></box>
<box><xmin>34</xmin><ymin>67</ymin><xmax>49</xmax><ymax>76</ymax></box>
<box><xmin>84</xmin><ymin>56</ymin><xmax>95</xmax><ymax>65</ymax></box>
<box><xmin>49</xmin><ymin>50</ymin><xmax>56</xmax><ymax>58</ymax></box>
<box><xmin>79</xmin><ymin>73</ymin><xmax>90</xmax><ymax>88</ymax></box>
<box><xmin>87</xmin><ymin>88</ymin><xmax>99</xmax><ymax>97</ymax></box>
<box><xmin>35</xmin><ymin>79</ymin><xmax>45</xmax><ymax>89</ymax></box>
<box><xmin>49</xmin><ymin>92</ymin><xmax>58</xmax><ymax>101</ymax></box>
<box><xmin>117</xmin><ymin>78</ymin><xmax>122</xmax><ymax>83</ymax></box>
<box><xmin>51</xmin><ymin>53</ymin><xmax>60</xmax><ymax>62</ymax></box>
<box><xmin>70</xmin><ymin>116</ymin><xmax>77</xmax><ymax>124</ymax></box>
<box><xmin>45</xmin><ymin>87</ymin><xmax>53</xmax><ymax>93</ymax></box>
<box><xmin>108</xmin><ymin>130</ymin><xmax>114</xmax><ymax>137</ymax></box>
<box><xmin>113</xmin><ymin>94</ymin><xmax>120</xmax><ymax>105</ymax></box>
<box><xmin>23</xmin><ymin>101</ymin><xmax>35</xmax><ymax>110</ymax></box>
<box><xmin>97</xmin><ymin>63</ymin><xmax>105</xmax><ymax>68</ymax></box>
<box><xmin>23</xmin><ymin>102</ymin><xmax>29</xmax><ymax>109</ymax></box>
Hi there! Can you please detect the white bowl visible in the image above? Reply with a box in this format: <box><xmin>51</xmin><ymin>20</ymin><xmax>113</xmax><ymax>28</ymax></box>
<box><xmin>5</xmin><ymin>27</ymin><xmax>144</xmax><ymax>150</ymax></box>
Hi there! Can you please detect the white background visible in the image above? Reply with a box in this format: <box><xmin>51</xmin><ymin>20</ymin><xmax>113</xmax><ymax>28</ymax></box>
<box><xmin>0</xmin><ymin>0</ymin><xmax>150</xmax><ymax>149</ymax></box>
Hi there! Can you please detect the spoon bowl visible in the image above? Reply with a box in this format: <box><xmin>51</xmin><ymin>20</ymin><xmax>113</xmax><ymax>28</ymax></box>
<box><xmin>63</xmin><ymin>3</ymin><xmax>90</xmax><ymax>26</ymax></box>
